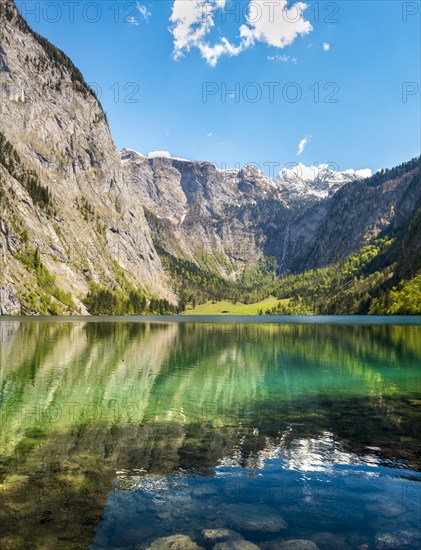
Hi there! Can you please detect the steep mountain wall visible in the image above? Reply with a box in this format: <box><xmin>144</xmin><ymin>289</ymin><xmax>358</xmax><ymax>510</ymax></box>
<box><xmin>280</xmin><ymin>163</ymin><xmax>421</xmax><ymax>273</ymax></box>
<box><xmin>123</xmin><ymin>149</ymin><xmax>420</xmax><ymax>278</ymax></box>
<box><xmin>122</xmin><ymin>149</ymin><xmax>292</xmax><ymax>278</ymax></box>
<box><xmin>0</xmin><ymin>0</ymin><xmax>173</xmax><ymax>313</ymax></box>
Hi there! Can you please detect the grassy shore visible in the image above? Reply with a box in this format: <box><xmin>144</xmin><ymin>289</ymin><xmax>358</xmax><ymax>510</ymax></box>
<box><xmin>182</xmin><ymin>297</ymin><xmax>289</xmax><ymax>315</ymax></box>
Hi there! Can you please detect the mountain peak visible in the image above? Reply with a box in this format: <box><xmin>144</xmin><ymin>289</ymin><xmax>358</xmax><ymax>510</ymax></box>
<box><xmin>277</xmin><ymin>163</ymin><xmax>372</xmax><ymax>199</ymax></box>
<box><xmin>121</xmin><ymin>148</ymin><xmax>146</xmax><ymax>161</ymax></box>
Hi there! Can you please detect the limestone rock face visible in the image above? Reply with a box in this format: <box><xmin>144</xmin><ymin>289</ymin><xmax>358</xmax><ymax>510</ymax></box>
<box><xmin>122</xmin><ymin>149</ymin><xmax>291</xmax><ymax>278</ymax></box>
<box><xmin>276</xmin><ymin>163</ymin><xmax>371</xmax><ymax>201</ymax></box>
<box><xmin>0</xmin><ymin>0</ymin><xmax>173</xmax><ymax>314</ymax></box>
<box><xmin>122</xmin><ymin>149</ymin><xmax>420</xmax><ymax>278</ymax></box>
<box><xmin>279</xmin><ymin>166</ymin><xmax>421</xmax><ymax>273</ymax></box>
<box><xmin>0</xmin><ymin>285</ymin><xmax>20</xmax><ymax>314</ymax></box>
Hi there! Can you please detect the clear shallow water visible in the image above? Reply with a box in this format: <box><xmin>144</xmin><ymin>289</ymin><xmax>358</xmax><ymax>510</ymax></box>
<box><xmin>0</xmin><ymin>318</ymin><xmax>420</xmax><ymax>549</ymax></box>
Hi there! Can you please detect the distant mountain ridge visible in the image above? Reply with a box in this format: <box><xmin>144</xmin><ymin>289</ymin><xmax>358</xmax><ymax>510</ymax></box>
<box><xmin>124</xmin><ymin>148</ymin><xmax>373</xmax><ymax>201</ymax></box>
<box><xmin>277</xmin><ymin>162</ymin><xmax>372</xmax><ymax>199</ymax></box>
<box><xmin>122</xmin><ymin>148</ymin><xmax>419</xmax><ymax>278</ymax></box>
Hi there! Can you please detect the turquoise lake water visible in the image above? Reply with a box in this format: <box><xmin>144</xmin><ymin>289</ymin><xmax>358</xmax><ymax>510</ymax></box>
<box><xmin>0</xmin><ymin>317</ymin><xmax>420</xmax><ymax>549</ymax></box>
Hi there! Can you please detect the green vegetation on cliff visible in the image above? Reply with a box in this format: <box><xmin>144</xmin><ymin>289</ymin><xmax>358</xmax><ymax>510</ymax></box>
<box><xmin>0</xmin><ymin>131</ymin><xmax>51</xmax><ymax>209</ymax></box>
<box><xmin>82</xmin><ymin>262</ymin><xmax>179</xmax><ymax>315</ymax></box>
<box><xmin>17</xmin><ymin>247</ymin><xmax>76</xmax><ymax>314</ymax></box>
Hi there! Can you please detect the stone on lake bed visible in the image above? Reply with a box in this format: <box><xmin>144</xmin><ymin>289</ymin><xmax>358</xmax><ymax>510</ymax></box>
<box><xmin>202</xmin><ymin>529</ymin><xmax>244</xmax><ymax>542</ymax></box>
<box><xmin>375</xmin><ymin>530</ymin><xmax>421</xmax><ymax>549</ymax></box>
<box><xmin>309</xmin><ymin>532</ymin><xmax>347</xmax><ymax>550</ymax></box>
<box><xmin>221</xmin><ymin>503</ymin><xmax>288</xmax><ymax>532</ymax></box>
<box><xmin>264</xmin><ymin>540</ymin><xmax>320</xmax><ymax>550</ymax></box>
<box><xmin>193</xmin><ymin>484</ymin><xmax>219</xmax><ymax>497</ymax></box>
<box><xmin>214</xmin><ymin>540</ymin><xmax>261</xmax><ymax>549</ymax></box>
<box><xmin>0</xmin><ymin>536</ymin><xmax>26</xmax><ymax>550</ymax></box>
<box><xmin>365</xmin><ymin>501</ymin><xmax>406</xmax><ymax>518</ymax></box>
<box><xmin>408</xmin><ymin>399</ymin><xmax>421</xmax><ymax>406</ymax></box>
<box><xmin>146</xmin><ymin>534</ymin><xmax>204</xmax><ymax>549</ymax></box>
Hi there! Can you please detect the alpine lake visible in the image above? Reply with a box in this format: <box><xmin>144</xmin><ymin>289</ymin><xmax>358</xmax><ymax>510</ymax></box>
<box><xmin>0</xmin><ymin>316</ymin><xmax>420</xmax><ymax>550</ymax></box>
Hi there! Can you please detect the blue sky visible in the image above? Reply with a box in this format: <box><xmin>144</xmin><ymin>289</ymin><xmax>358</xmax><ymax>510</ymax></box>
<box><xmin>16</xmin><ymin>0</ymin><xmax>420</xmax><ymax>175</ymax></box>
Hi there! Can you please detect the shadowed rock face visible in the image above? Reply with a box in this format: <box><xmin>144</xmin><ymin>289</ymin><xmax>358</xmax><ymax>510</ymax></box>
<box><xmin>122</xmin><ymin>150</ymin><xmax>292</xmax><ymax>278</ymax></box>
<box><xmin>0</xmin><ymin>0</ymin><xmax>174</xmax><ymax>313</ymax></box>
<box><xmin>275</xmin><ymin>166</ymin><xmax>421</xmax><ymax>273</ymax></box>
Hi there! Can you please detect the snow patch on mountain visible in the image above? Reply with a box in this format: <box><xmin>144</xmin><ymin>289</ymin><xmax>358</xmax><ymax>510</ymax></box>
<box><xmin>277</xmin><ymin>163</ymin><xmax>372</xmax><ymax>199</ymax></box>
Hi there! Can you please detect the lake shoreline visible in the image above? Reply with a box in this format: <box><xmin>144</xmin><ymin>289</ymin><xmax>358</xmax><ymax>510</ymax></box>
<box><xmin>1</xmin><ymin>314</ymin><xmax>421</xmax><ymax>324</ymax></box>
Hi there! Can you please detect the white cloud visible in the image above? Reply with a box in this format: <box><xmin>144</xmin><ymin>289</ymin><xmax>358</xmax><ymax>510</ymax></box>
<box><xmin>127</xmin><ymin>16</ymin><xmax>139</xmax><ymax>26</ymax></box>
<box><xmin>198</xmin><ymin>25</ymin><xmax>255</xmax><ymax>66</ymax></box>
<box><xmin>267</xmin><ymin>54</ymin><xmax>297</xmax><ymax>63</ymax></box>
<box><xmin>169</xmin><ymin>0</ymin><xmax>312</xmax><ymax>66</ymax></box>
<box><xmin>148</xmin><ymin>151</ymin><xmax>171</xmax><ymax>158</ymax></box>
<box><xmin>323</xmin><ymin>42</ymin><xmax>330</xmax><ymax>51</ymax></box>
<box><xmin>137</xmin><ymin>2</ymin><xmax>151</xmax><ymax>21</ymax></box>
<box><xmin>169</xmin><ymin>0</ymin><xmax>220</xmax><ymax>60</ymax></box>
<box><xmin>207</xmin><ymin>132</ymin><xmax>213</xmax><ymax>137</ymax></box>
<box><xmin>297</xmin><ymin>135</ymin><xmax>311</xmax><ymax>156</ymax></box>
<box><xmin>247</xmin><ymin>1</ymin><xmax>312</xmax><ymax>48</ymax></box>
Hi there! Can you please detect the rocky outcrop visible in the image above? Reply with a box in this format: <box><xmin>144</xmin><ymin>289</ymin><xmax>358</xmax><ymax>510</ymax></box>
<box><xmin>0</xmin><ymin>285</ymin><xmax>20</xmax><ymax>314</ymax></box>
<box><xmin>122</xmin><ymin>149</ymin><xmax>292</xmax><ymax>278</ymax></box>
<box><xmin>277</xmin><ymin>163</ymin><xmax>371</xmax><ymax>201</ymax></box>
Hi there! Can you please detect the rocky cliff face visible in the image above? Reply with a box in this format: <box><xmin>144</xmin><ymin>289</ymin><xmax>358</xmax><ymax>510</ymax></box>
<box><xmin>277</xmin><ymin>161</ymin><xmax>421</xmax><ymax>273</ymax></box>
<box><xmin>0</xmin><ymin>284</ymin><xmax>20</xmax><ymax>314</ymax></box>
<box><xmin>0</xmin><ymin>0</ymin><xmax>173</xmax><ymax>313</ymax></box>
<box><xmin>123</xmin><ymin>149</ymin><xmax>420</xmax><ymax>278</ymax></box>
<box><xmin>122</xmin><ymin>149</ymin><xmax>291</xmax><ymax>278</ymax></box>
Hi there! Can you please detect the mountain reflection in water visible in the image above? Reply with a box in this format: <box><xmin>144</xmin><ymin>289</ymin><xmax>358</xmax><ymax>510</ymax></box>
<box><xmin>0</xmin><ymin>319</ymin><xmax>420</xmax><ymax>549</ymax></box>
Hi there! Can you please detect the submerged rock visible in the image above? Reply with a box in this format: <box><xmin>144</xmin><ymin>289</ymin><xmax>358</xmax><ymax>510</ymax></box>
<box><xmin>221</xmin><ymin>503</ymin><xmax>287</xmax><ymax>532</ymax></box>
<box><xmin>0</xmin><ymin>536</ymin><xmax>26</xmax><ymax>550</ymax></box>
<box><xmin>214</xmin><ymin>540</ymin><xmax>261</xmax><ymax>549</ymax></box>
<box><xmin>309</xmin><ymin>532</ymin><xmax>347</xmax><ymax>550</ymax></box>
<box><xmin>365</xmin><ymin>501</ymin><xmax>406</xmax><ymax>518</ymax></box>
<box><xmin>375</xmin><ymin>530</ymin><xmax>421</xmax><ymax>549</ymax></box>
<box><xmin>202</xmin><ymin>529</ymin><xmax>244</xmax><ymax>542</ymax></box>
<box><xmin>146</xmin><ymin>534</ymin><xmax>204</xmax><ymax>549</ymax></box>
<box><xmin>264</xmin><ymin>541</ymin><xmax>319</xmax><ymax>550</ymax></box>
